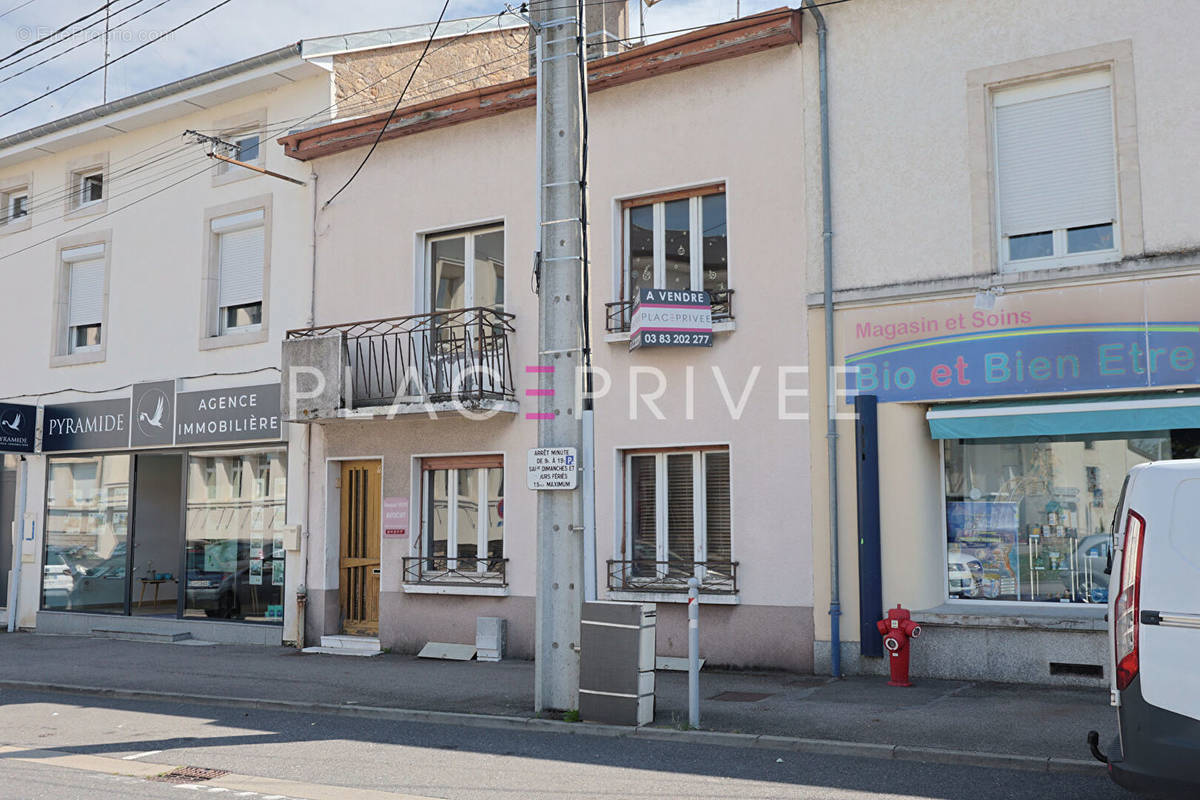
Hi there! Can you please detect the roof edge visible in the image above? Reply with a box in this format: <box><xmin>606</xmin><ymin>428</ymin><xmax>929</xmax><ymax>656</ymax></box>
<box><xmin>0</xmin><ymin>42</ymin><xmax>302</xmax><ymax>152</ymax></box>
<box><xmin>279</xmin><ymin>7</ymin><xmax>802</xmax><ymax>162</ymax></box>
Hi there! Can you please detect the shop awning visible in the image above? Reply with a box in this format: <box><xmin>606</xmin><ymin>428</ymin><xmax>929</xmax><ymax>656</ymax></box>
<box><xmin>927</xmin><ymin>394</ymin><xmax>1200</xmax><ymax>439</ymax></box>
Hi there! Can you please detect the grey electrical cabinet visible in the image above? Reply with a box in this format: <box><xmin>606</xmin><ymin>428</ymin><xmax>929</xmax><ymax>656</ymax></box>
<box><xmin>579</xmin><ymin>602</ymin><xmax>656</xmax><ymax>726</ymax></box>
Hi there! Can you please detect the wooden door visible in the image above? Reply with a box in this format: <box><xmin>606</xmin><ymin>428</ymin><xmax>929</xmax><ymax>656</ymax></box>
<box><xmin>339</xmin><ymin>460</ymin><xmax>381</xmax><ymax>636</ymax></box>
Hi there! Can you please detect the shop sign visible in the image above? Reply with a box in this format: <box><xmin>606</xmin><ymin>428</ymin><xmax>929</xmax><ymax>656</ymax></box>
<box><xmin>847</xmin><ymin>322</ymin><xmax>1200</xmax><ymax>403</ymax></box>
<box><xmin>175</xmin><ymin>384</ymin><xmax>281</xmax><ymax>445</ymax></box>
<box><xmin>0</xmin><ymin>402</ymin><xmax>36</xmax><ymax>453</ymax></box>
<box><xmin>130</xmin><ymin>381</ymin><xmax>176</xmax><ymax>448</ymax></box>
<box><xmin>527</xmin><ymin>447</ymin><xmax>577</xmax><ymax>490</ymax></box>
<box><xmin>383</xmin><ymin>496</ymin><xmax>409</xmax><ymax>537</ymax></box>
<box><xmin>630</xmin><ymin>288</ymin><xmax>713</xmax><ymax>350</ymax></box>
<box><xmin>42</xmin><ymin>399</ymin><xmax>130</xmax><ymax>452</ymax></box>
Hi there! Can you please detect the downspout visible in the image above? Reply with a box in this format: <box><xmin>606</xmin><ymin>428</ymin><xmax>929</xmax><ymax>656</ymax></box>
<box><xmin>804</xmin><ymin>0</ymin><xmax>842</xmax><ymax>678</ymax></box>
<box><xmin>6</xmin><ymin>457</ymin><xmax>27</xmax><ymax>632</ymax></box>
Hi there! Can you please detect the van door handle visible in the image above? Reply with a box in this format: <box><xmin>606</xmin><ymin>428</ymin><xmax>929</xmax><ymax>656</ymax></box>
<box><xmin>1141</xmin><ymin>610</ymin><xmax>1161</xmax><ymax>625</ymax></box>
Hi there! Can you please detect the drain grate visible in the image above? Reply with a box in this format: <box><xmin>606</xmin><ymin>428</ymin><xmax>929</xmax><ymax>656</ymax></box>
<box><xmin>148</xmin><ymin>766</ymin><xmax>230</xmax><ymax>784</ymax></box>
<box><xmin>710</xmin><ymin>691</ymin><xmax>774</xmax><ymax>702</ymax></box>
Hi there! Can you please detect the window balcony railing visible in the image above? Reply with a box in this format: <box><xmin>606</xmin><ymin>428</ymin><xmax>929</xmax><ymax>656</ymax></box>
<box><xmin>606</xmin><ymin>559</ymin><xmax>738</xmax><ymax>594</ymax></box>
<box><xmin>605</xmin><ymin>288</ymin><xmax>734</xmax><ymax>334</ymax></box>
<box><xmin>402</xmin><ymin>556</ymin><xmax>508</xmax><ymax>587</ymax></box>
<box><xmin>286</xmin><ymin>307</ymin><xmax>516</xmax><ymax>408</ymax></box>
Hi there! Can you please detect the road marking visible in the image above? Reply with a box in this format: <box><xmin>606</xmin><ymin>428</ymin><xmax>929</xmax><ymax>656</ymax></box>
<box><xmin>122</xmin><ymin>749</ymin><xmax>163</xmax><ymax>760</ymax></box>
<box><xmin>0</xmin><ymin>744</ymin><xmax>438</xmax><ymax>800</ymax></box>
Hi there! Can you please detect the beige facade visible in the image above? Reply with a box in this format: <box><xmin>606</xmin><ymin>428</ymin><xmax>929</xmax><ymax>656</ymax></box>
<box><xmin>287</xmin><ymin>15</ymin><xmax>816</xmax><ymax>670</ymax></box>
<box><xmin>801</xmin><ymin>0</ymin><xmax>1200</xmax><ymax>684</ymax></box>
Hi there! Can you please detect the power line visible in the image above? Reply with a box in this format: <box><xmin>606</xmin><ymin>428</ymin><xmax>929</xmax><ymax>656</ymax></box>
<box><xmin>0</xmin><ymin>0</ymin><xmax>38</xmax><ymax>20</ymax></box>
<box><xmin>323</xmin><ymin>0</ymin><xmax>453</xmax><ymax>208</ymax></box>
<box><xmin>0</xmin><ymin>0</ymin><xmax>169</xmax><ymax>82</ymax></box>
<box><xmin>0</xmin><ymin>0</ymin><xmax>239</xmax><ymax>121</ymax></box>
<box><xmin>0</xmin><ymin>0</ymin><xmax>119</xmax><ymax>67</ymax></box>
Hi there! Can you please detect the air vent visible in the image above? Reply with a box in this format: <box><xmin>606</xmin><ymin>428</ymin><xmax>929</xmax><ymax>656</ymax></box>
<box><xmin>1050</xmin><ymin>662</ymin><xmax>1103</xmax><ymax>678</ymax></box>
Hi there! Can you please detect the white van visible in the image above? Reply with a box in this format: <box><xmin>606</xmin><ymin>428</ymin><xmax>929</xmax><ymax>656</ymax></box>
<box><xmin>1088</xmin><ymin>460</ymin><xmax>1200</xmax><ymax>796</ymax></box>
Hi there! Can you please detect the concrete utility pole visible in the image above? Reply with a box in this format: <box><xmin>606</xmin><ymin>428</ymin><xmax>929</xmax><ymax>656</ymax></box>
<box><xmin>531</xmin><ymin>1</ymin><xmax>588</xmax><ymax>713</ymax></box>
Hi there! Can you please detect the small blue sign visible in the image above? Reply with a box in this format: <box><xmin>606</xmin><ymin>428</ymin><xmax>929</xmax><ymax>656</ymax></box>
<box><xmin>845</xmin><ymin>322</ymin><xmax>1200</xmax><ymax>403</ymax></box>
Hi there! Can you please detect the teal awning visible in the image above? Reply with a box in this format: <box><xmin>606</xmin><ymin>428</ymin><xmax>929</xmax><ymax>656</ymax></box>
<box><xmin>927</xmin><ymin>394</ymin><xmax>1200</xmax><ymax>439</ymax></box>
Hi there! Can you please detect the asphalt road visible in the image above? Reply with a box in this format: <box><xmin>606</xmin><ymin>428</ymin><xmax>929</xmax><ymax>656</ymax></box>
<box><xmin>0</xmin><ymin>689</ymin><xmax>1131</xmax><ymax>800</ymax></box>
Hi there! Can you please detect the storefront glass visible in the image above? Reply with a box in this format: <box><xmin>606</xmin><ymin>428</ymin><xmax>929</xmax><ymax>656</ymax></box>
<box><xmin>184</xmin><ymin>447</ymin><xmax>287</xmax><ymax>622</ymax></box>
<box><xmin>43</xmin><ymin>454</ymin><xmax>130</xmax><ymax>613</ymax></box>
<box><xmin>944</xmin><ymin>430</ymin><xmax>1200</xmax><ymax>604</ymax></box>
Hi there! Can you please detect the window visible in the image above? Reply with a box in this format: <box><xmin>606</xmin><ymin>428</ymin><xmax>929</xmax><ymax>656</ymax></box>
<box><xmin>212</xmin><ymin>209</ymin><xmax>265</xmax><ymax>334</ymax></box>
<box><xmin>74</xmin><ymin>170</ymin><xmax>104</xmax><ymax>208</ymax></box>
<box><xmin>411</xmin><ymin>455</ymin><xmax>505</xmax><ymax>585</ymax></box>
<box><xmin>426</xmin><ymin>226</ymin><xmax>504</xmax><ymax>314</ymax></box>
<box><xmin>2</xmin><ymin>186</ymin><xmax>28</xmax><ymax>224</ymax></box>
<box><xmin>216</xmin><ymin>133</ymin><xmax>262</xmax><ymax>176</ymax></box>
<box><xmin>617</xmin><ymin>446</ymin><xmax>734</xmax><ymax>592</ymax></box>
<box><xmin>62</xmin><ymin>243</ymin><xmax>106</xmax><ymax>353</ymax></box>
<box><xmin>614</xmin><ymin>185</ymin><xmax>729</xmax><ymax>331</ymax></box>
<box><xmin>994</xmin><ymin>71</ymin><xmax>1119</xmax><ymax>270</ymax></box>
<box><xmin>943</xmin><ymin>430</ymin><xmax>1200</xmax><ymax>604</ymax></box>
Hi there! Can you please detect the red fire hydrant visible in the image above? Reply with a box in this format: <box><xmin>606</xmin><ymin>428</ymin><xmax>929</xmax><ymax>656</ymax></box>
<box><xmin>876</xmin><ymin>604</ymin><xmax>921</xmax><ymax>687</ymax></box>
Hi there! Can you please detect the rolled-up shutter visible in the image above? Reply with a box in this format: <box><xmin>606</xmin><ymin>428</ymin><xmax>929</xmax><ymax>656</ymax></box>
<box><xmin>994</xmin><ymin>73</ymin><xmax>1116</xmax><ymax>237</ymax></box>
<box><xmin>213</xmin><ymin>209</ymin><xmax>264</xmax><ymax>308</ymax></box>
<box><xmin>64</xmin><ymin>244</ymin><xmax>105</xmax><ymax>328</ymax></box>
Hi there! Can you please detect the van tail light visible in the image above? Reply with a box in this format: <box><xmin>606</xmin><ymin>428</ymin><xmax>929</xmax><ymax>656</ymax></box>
<box><xmin>1114</xmin><ymin>510</ymin><xmax>1146</xmax><ymax>691</ymax></box>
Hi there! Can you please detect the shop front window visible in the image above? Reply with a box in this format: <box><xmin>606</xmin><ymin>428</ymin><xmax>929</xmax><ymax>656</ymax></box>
<box><xmin>43</xmin><ymin>454</ymin><xmax>130</xmax><ymax>613</ymax></box>
<box><xmin>184</xmin><ymin>448</ymin><xmax>287</xmax><ymax>622</ymax></box>
<box><xmin>943</xmin><ymin>430</ymin><xmax>1200</xmax><ymax>604</ymax></box>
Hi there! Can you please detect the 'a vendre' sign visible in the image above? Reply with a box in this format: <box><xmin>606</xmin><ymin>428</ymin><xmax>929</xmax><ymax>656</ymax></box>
<box><xmin>846</xmin><ymin>322</ymin><xmax>1200</xmax><ymax>403</ymax></box>
<box><xmin>630</xmin><ymin>288</ymin><xmax>713</xmax><ymax>350</ymax></box>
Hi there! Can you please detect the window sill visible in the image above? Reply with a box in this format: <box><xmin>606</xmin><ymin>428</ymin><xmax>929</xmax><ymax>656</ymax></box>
<box><xmin>604</xmin><ymin>319</ymin><xmax>737</xmax><ymax>344</ymax></box>
<box><xmin>913</xmin><ymin>602</ymin><xmax>1106</xmax><ymax>631</ymax></box>
<box><xmin>199</xmin><ymin>329</ymin><xmax>269</xmax><ymax>350</ymax></box>
<box><xmin>402</xmin><ymin>583</ymin><xmax>510</xmax><ymax>597</ymax></box>
<box><xmin>1</xmin><ymin>218</ymin><xmax>31</xmax><ymax>235</ymax></box>
<box><xmin>1000</xmin><ymin>249</ymin><xmax>1121</xmax><ymax>274</ymax></box>
<box><xmin>607</xmin><ymin>590</ymin><xmax>739</xmax><ymax>605</ymax></box>
<box><xmin>64</xmin><ymin>201</ymin><xmax>108</xmax><ymax>221</ymax></box>
<box><xmin>50</xmin><ymin>350</ymin><xmax>106</xmax><ymax>368</ymax></box>
<box><xmin>212</xmin><ymin>163</ymin><xmax>265</xmax><ymax>188</ymax></box>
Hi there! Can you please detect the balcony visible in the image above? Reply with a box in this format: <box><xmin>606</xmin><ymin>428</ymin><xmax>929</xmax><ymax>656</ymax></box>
<box><xmin>604</xmin><ymin>288</ymin><xmax>735</xmax><ymax>334</ymax></box>
<box><xmin>402</xmin><ymin>556</ymin><xmax>508</xmax><ymax>589</ymax></box>
<box><xmin>283</xmin><ymin>307</ymin><xmax>516</xmax><ymax>421</ymax></box>
<box><xmin>606</xmin><ymin>559</ymin><xmax>739</xmax><ymax>595</ymax></box>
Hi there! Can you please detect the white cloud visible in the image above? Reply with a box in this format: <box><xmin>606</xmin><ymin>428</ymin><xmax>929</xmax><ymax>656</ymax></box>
<box><xmin>0</xmin><ymin>0</ymin><xmax>786</xmax><ymax>137</ymax></box>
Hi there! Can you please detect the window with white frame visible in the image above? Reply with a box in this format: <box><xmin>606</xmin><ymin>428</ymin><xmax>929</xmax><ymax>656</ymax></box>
<box><xmin>2</xmin><ymin>186</ymin><xmax>28</xmax><ymax>224</ymax></box>
<box><xmin>994</xmin><ymin>71</ymin><xmax>1119</xmax><ymax>271</ymax></box>
<box><xmin>72</xmin><ymin>169</ymin><xmax>104</xmax><ymax>209</ymax></box>
<box><xmin>617</xmin><ymin>185</ymin><xmax>729</xmax><ymax>326</ymax></box>
<box><xmin>62</xmin><ymin>243</ymin><xmax>106</xmax><ymax>353</ymax></box>
<box><xmin>425</xmin><ymin>225</ymin><xmax>504</xmax><ymax>314</ymax></box>
<box><xmin>415</xmin><ymin>456</ymin><xmax>505</xmax><ymax>581</ymax></box>
<box><xmin>620</xmin><ymin>446</ymin><xmax>733</xmax><ymax>590</ymax></box>
<box><xmin>212</xmin><ymin>208</ymin><xmax>265</xmax><ymax>334</ymax></box>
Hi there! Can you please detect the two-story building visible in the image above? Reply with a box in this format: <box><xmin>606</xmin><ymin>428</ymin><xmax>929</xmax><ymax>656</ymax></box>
<box><xmin>278</xmin><ymin>8</ymin><xmax>817</xmax><ymax>670</ymax></box>
<box><xmin>802</xmin><ymin>0</ymin><xmax>1200</xmax><ymax>685</ymax></box>
<box><xmin>0</xmin><ymin>14</ymin><xmax>533</xmax><ymax>646</ymax></box>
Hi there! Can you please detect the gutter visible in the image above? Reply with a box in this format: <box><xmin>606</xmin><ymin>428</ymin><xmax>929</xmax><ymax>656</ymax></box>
<box><xmin>803</xmin><ymin>0</ymin><xmax>842</xmax><ymax>678</ymax></box>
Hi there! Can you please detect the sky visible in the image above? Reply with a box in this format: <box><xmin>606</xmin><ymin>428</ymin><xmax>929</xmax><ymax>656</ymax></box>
<box><xmin>0</xmin><ymin>0</ymin><xmax>786</xmax><ymax>138</ymax></box>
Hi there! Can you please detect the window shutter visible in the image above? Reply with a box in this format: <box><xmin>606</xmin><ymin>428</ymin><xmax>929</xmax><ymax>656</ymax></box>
<box><xmin>629</xmin><ymin>455</ymin><xmax>657</xmax><ymax>566</ymax></box>
<box><xmin>995</xmin><ymin>85</ymin><xmax>1116</xmax><ymax>237</ymax></box>
<box><xmin>704</xmin><ymin>451</ymin><xmax>731</xmax><ymax>563</ymax></box>
<box><xmin>67</xmin><ymin>254</ymin><xmax>105</xmax><ymax>328</ymax></box>
<box><xmin>216</xmin><ymin>219</ymin><xmax>264</xmax><ymax>308</ymax></box>
<box><xmin>666</xmin><ymin>454</ymin><xmax>694</xmax><ymax>569</ymax></box>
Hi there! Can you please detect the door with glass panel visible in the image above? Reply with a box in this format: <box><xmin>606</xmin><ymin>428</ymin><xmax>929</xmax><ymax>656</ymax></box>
<box><xmin>340</xmin><ymin>460</ymin><xmax>381</xmax><ymax>636</ymax></box>
<box><xmin>426</xmin><ymin>227</ymin><xmax>505</xmax><ymax>397</ymax></box>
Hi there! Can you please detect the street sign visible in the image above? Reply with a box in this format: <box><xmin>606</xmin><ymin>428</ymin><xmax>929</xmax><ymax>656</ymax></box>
<box><xmin>527</xmin><ymin>447</ymin><xmax>577</xmax><ymax>490</ymax></box>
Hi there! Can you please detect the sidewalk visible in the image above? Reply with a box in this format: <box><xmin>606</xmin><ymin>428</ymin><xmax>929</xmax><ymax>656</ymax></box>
<box><xmin>0</xmin><ymin>631</ymin><xmax>1114</xmax><ymax>766</ymax></box>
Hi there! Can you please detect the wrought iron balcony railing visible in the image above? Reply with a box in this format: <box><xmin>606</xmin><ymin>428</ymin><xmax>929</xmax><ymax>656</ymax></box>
<box><xmin>606</xmin><ymin>559</ymin><xmax>738</xmax><ymax>594</ymax></box>
<box><xmin>605</xmin><ymin>288</ymin><xmax>734</xmax><ymax>334</ymax></box>
<box><xmin>287</xmin><ymin>307</ymin><xmax>516</xmax><ymax>408</ymax></box>
<box><xmin>402</xmin><ymin>556</ymin><xmax>508</xmax><ymax>587</ymax></box>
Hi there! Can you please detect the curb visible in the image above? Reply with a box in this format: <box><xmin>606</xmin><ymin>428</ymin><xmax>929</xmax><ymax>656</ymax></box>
<box><xmin>0</xmin><ymin>680</ymin><xmax>1103</xmax><ymax>775</ymax></box>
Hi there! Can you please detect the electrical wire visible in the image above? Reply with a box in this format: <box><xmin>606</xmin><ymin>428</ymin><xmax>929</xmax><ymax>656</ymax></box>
<box><xmin>0</xmin><ymin>0</ymin><xmax>38</xmax><ymax>20</ymax></box>
<box><xmin>0</xmin><ymin>366</ymin><xmax>281</xmax><ymax>404</ymax></box>
<box><xmin>576</xmin><ymin>0</ymin><xmax>593</xmax><ymax>400</ymax></box>
<box><xmin>0</xmin><ymin>0</ymin><xmax>172</xmax><ymax>83</ymax></box>
<box><xmin>0</xmin><ymin>0</ymin><xmax>239</xmax><ymax>121</ymax></box>
<box><xmin>323</xmin><ymin>0</ymin><xmax>452</xmax><ymax>208</ymax></box>
<box><xmin>0</xmin><ymin>0</ymin><xmax>131</xmax><ymax>66</ymax></box>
